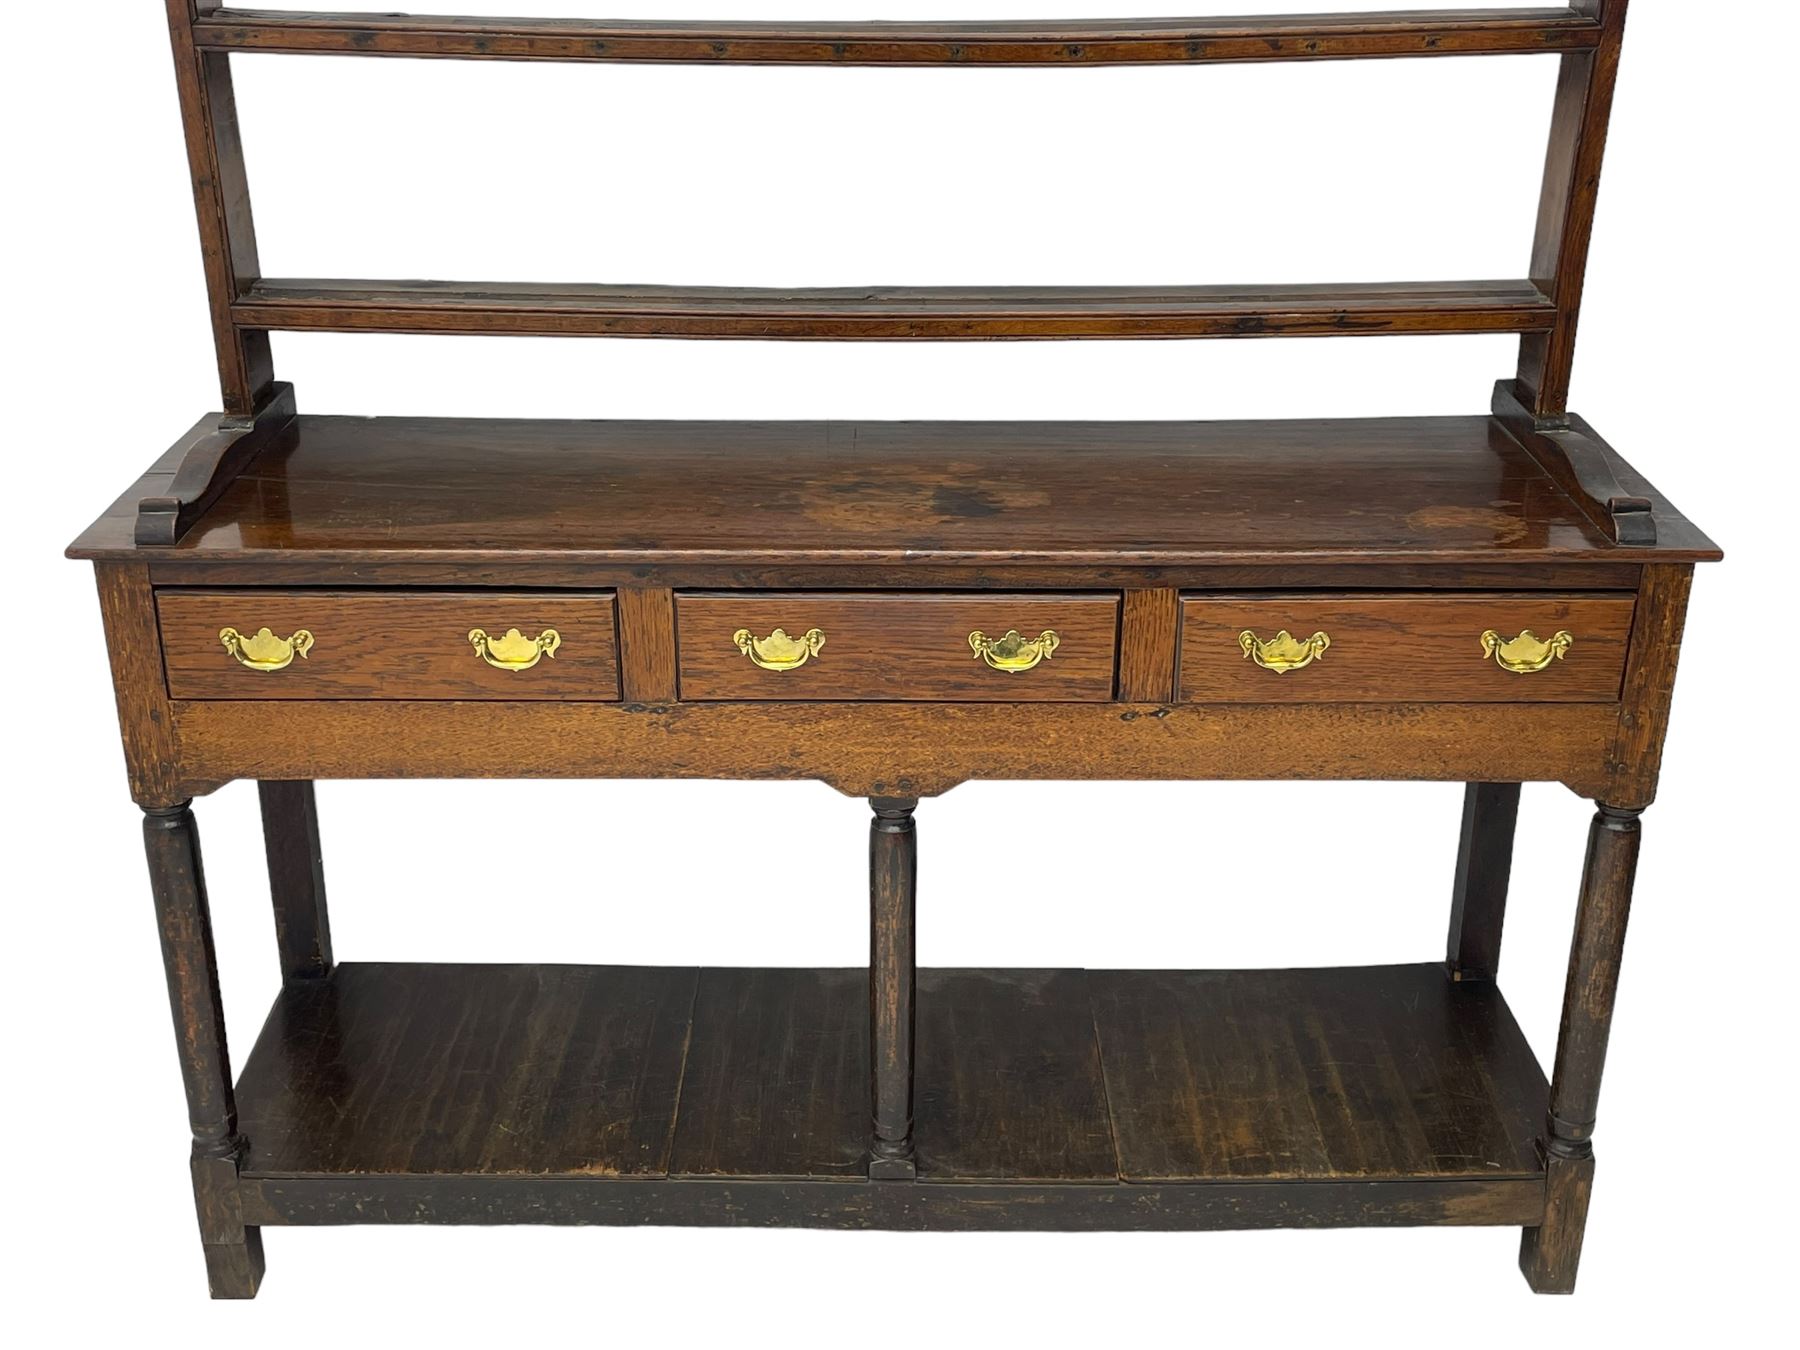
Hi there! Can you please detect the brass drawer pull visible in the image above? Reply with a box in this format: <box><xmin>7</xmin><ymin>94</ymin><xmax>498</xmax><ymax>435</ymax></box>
<box><xmin>735</xmin><ymin>627</ymin><xmax>825</xmax><ymax>671</ymax></box>
<box><xmin>469</xmin><ymin>627</ymin><xmax>562</xmax><ymax>671</ymax></box>
<box><xmin>1239</xmin><ymin>629</ymin><xmax>1330</xmax><ymax>674</ymax></box>
<box><xmin>969</xmin><ymin>629</ymin><xmax>1059</xmax><ymax>673</ymax></box>
<box><xmin>1481</xmin><ymin>629</ymin><xmax>1572</xmax><ymax>674</ymax></box>
<box><xmin>219</xmin><ymin>626</ymin><xmax>314</xmax><ymax>672</ymax></box>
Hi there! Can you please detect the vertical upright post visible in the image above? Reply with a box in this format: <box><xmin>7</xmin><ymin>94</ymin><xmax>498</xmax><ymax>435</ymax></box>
<box><xmin>1516</xmin><ymin>0</ymin><xmax>1630</xmax><ymax>421</ymax></box>
<box><xmin>258</xmin><ymin>781</ymin><xmax>333</xmax><ymax>982</ymax></box>
<box><xmin>164</xmin><ymin>1</ymin><xmax>273</xmax><ymax>416</ymax></box>
<box><xmin>869</xmin><ymin>797</ymin><xmax>919</xmax><ymax>1179</ymax></box>
<box><xmin>143</xmin><ymin>802</ymin><xmax>264</xmax><ymax>1299</ymax></box>
<box><xmin>1446</xmin><ymin>782</ymin><xmax>1522</xmax><ymax>981</ymax></box>
<box><xmin>1520</xmin><ymin>802</ymin><xmax>1643</xmax><ymax>1294</ymax></box>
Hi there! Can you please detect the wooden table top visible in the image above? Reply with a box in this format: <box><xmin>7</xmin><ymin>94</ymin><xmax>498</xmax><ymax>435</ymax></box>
<box><xmin>70</xmin><ymin>414</ymin><xmax>1718</xmax><ymax>567</ymax></box>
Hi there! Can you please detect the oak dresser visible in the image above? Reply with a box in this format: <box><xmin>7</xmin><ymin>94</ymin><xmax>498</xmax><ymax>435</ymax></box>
<box><xmin>71</xmin><ymin>0</ymin><xmax>1719</xmax><ymax>1297</ymax></box>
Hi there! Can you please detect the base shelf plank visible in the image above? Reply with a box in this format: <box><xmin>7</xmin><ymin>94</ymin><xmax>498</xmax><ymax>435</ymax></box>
<box><xmin>234</xmin><ymin>960</ymin><xmax>1550</xmax><ymax>1230</ymax></box>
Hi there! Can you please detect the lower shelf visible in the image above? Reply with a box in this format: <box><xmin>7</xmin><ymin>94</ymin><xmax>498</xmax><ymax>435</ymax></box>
<box><xmin>234</xmin><ymin>961</ymin><xmax>1549</xmax><ymax>1230</ymax></box>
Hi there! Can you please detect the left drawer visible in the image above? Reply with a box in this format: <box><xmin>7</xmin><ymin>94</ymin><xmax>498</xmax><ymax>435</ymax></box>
<box><xmin>157</xmin><ymin>591</ymin><xmax>620</xmax><ymax>700</ymax></box>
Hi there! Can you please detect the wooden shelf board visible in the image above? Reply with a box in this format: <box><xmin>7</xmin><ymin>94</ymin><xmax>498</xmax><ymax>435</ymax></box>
<box><xmin>235</xmin><ymin>279</ymin><xmax>1557</xmax><ymax>341</ymax></box>
<box><xmin>195</xmin><ymin>8</ymin><xmax>1601</xmax><ymax>66</ymax></box>
<box><xmin>69</xmin><ymin>415</ymin><xmax>1720</xmax><ymax>566</ymax></box>
<box><xmin>235</xmin><ymin>961</ymin><xmax>1549</xmax><ymax>1194</ymax></box>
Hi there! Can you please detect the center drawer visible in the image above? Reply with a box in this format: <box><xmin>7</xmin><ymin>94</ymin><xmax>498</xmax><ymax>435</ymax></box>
<box><xmin>675</xmin><ymin>593</ymin><xmax>1120</xmax><ymax>701</ymax></box>
<box><xmin>158</xmin><ymin>591</ymin><xmax>620</xmax><ymax>700</ymax></box>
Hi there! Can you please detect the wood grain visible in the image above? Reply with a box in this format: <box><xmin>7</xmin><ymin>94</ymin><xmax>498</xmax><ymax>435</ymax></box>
<box><xmin>1605</xmin><ymin>563</ymin><xmax>1695</xmax><ymax>809</ymax></box>
<box><xmin>1090</xmin><ymin>964</ymin><xmax>1547</xmax><ymax>1182</ymax></box>
<box><xmin>1179</xmin><ymin>594</ymin><xmax>1634</xmax><ymax>703</ymax></box>
<box><xmin>915</xmin><ymin>969</ymin><xmax>1116</xmax><ymax>1183</ymax></box>
<box><xmin>195</xmin><ymin>9</ymin><xmax>1603</xmax><ymax>66</ymax></box>
<box><xmin>69</xmin><ymin>416</ymin><xmax>1721</xmax><ymax>567</ymax></box>
<box><xmin>166</xmin><ymin>698</ymin><xmax>1624</xmax><ymax>799</ymax></box>
<box><xmin>1118</xmin><ymin>588</ymin><xmax>1180</xmax><ymax>702</ymax></box>
<box><xmin>158</xmin><ymin>590</ymin><xmax>620</xmax><ymax>700</ymax></box>
<box><xmin>236</xmin><ymin>964</ymin><xmax>698</xmax><ymax>1177</ymax></box>
<box><xmin>669</xmin><ymin>969</ymin><xmax>868</xmax><ymax>1181</ymax></box>
<box><xmin>242</xmin><ymin>1173</ymin><xmax>1547</xmax><ymax>1230</ymax></box>
<box><xmin>94</xmin><ymin>564</ymin><xmax>183</xmax><ymax>806</ymax></box>
<box><xmin>676</xmin><ymin>593</ymin><xmax>1118</xmax><ymax>702</ymax></box>
<box><xmin>235</xmin><ymin>278</ymin><xmax>1558</xmax><ymax>341</ymax></box>
<box><xmin>615</xmin><ymin>587</ymin><xmax>677</xmax><ymax>703</ymax></box>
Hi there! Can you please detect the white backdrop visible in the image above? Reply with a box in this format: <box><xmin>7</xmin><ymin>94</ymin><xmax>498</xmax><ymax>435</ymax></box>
<box><xmin>6</xmin><ymin>1</ymin><xmax>1793</xmax><ymax>1339</ymax></box>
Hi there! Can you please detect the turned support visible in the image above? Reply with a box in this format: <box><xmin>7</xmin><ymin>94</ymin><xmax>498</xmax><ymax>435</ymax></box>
<box><xmin>259</xmin><ymin>781</ymin><xmax>333</xmax><ymax>981</ymax></box>
<box><xmin>868</xmin><ymin>796</ymin><xmax>918</xmax><ymax>1179</ymax></box>
<box><xmin>1446</xmin><ymin>782</ymin><xmax>1521</xmax><ymax>981</ymax></box>
<box><xmin>1521</xmin><ymin>802</ymin><xmax>1643</xmax><ymax>1294</ymax></box>
<box><xmin>143</xmin><ymin>803</ymin><xmax>264</xmax><ymax>1299</ymax></box>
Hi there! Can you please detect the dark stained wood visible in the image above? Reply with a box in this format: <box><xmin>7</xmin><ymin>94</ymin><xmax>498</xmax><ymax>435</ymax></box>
<box><xmin>676</xmin><ymin>593</ymin><xmax>1119</xmax><ymax>703</ymax></box>
<box><xmin>235</xmin><ymin>278</ymin><xmax>1557</xmax><ymax>341</ymax></box>
<box><xmin>1493</xmin><ymin>380</ymin><xmax>1654</xmax><ymax>544</ymax></box>
<box><xmin>68</xmin><ymin>417</ymin><xmax>1722</xmax><ymax>567</ymax></box>
<box><xmin>83</xmin><ymin>0</ymin><xmax>1717</xmax><ymax>1297</ymax></box>
<box><xmin>135</xmin><ymin>383</ymin><xmax>297</xmax><ymax>546</ymax></box>
<box><xmin>167</xmin><ymin>699</ymin><xmax>1625</xmax><ymax>801</ymax></box>
<box><xmin>258</xmin><ymin>781</ymin><xmax>332</xmax><ymax>981</ymax></box>
<box><xmin>1522</xmin><ymin>1153</ymin><xmax>1596</xmax><ymax>1294</ymax></box>
<box><xmin>143</xmin><ymin>802</ymin><xmax>263</xmax><ymax>1298</ymax></box>
<box><xmin>93</xmin><ymin>564</ymin><xmax>182</xmax><ymax>807</ymax></box>
<box><xmin>915</xmin><ymin>969</ymin><xmax>1115</xmax><ymax>1183</ymax></box>
<box><xmin>1178</xmin><ymin>594</ymin><xmax>1634</xmax><ymax>703</ymax></box>
<box><xmin>158</xmin><ymin>590</ymin><xmax>620</xmax><ymax>700</ymax></box>
<box><xmin>1520</xmin><ymin>802</ymin><xmax>1641</xmax><ymax>1293</ymax></box>
<box><xmin>243</xmin><ymin>1174</ymin><xmax>1546</xmax><ymax>1231</ymax></box>
<box><xmin>196</xmin><ymin>8</ymin><xmax>1604</xmax><ymax>66</ymax></box>
<box><xmin>669</xmin><ymin>969</ymin><xmax>868</xmax><ymax>1180</ymax></box>
<box><xmin>1606</xmin><ymin>564</ymin><xmax>1696</xmax><ymax>810</ymax></box>
<box><xmin>1447</xmin><ymin>782</ymin><xmax>1522</xmax><ymax>980</ymax></box>
<box><xmin>236</xmin><ymin>964</ymin><xmax>698</xmax><ymax>1177</ymax></box>
<box><xmin>1090</xmin><ymin>964</ymin><xmax>1547</xmax><ymax>1182</ymax></box>
<box><xmin>1118</xmin><ymin>588</ymin><xmax>1180</xmax><ymax>703</ymax></box>
<box><xmin>1517</xmin><ymin>0</ymin><xmax>1630</xmax><ymax>418</ymax></box>
<box><xmin>164</xmin><ymin>2</ymin><xmax>272</xmax><ymax>414</ymax></box>
<box><xmin>869</xmin><ymin>800</ymin><xmax>919</xmax><ymax>1179</ymax></box>
<box><xmin>616</xmin><ymin>587</ymin><xmax>677</xmax><ymax>704</ymax></box>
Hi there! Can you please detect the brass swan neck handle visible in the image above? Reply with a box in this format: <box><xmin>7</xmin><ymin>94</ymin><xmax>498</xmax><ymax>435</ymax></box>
<box><xmin>1481</xmin><ymin>629</ymin><xmax>1573</xmax><ymax>674</ymax></box>
<box><xmin>1239</xmin><ymin>629</ymin><xmax>1330</xmax><ymax>674</ymax></box>
<box><xmin>219</xmin><ymin>626</ymin><xmax>314</xmax><ymax>672</ymax></box>
<box><xmin>735</xmin><ymin>627</ymin><xmax>826</xmax><ymax>671</ymax></box>
<box><xmin>469</xmin><ymin>627</ymin><xmax>562</xmax><ymax>671</ymax></box>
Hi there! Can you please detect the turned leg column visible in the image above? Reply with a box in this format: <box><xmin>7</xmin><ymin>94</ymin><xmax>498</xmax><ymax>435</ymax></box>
<box><xmin>1520</xmin><ymin>803</ymin><xmax>1643</xmax><ymax>1294</ymax></box>
<box><xmin>868</xmin><ymin>797</ymin><xmax>918</xmax><ymax>1180</ymax></box>
<box><xmin>143</xmin><ymin>803</ymin><xmax>263</xmax><ymax>1299</ymax></box>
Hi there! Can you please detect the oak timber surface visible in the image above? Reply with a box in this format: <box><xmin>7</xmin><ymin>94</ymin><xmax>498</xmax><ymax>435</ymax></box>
<box><xmin>69</xmin><ymin>415</ymin><xmax>1718</xmax><ymax>566</ymax></box>
<box><xmin>234</xmin><ymin>962</ymin><xmax>1548</xmax><ymax>1188</ymax></box>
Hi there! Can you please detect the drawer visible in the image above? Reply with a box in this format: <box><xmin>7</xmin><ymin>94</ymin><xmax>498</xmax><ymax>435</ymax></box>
<box><xmin>158</xmin><ymin>591</ymin><xmax>620</xmax><ymax>700</ymax></box>
<box><xmin>1178</xmin><ymin>594</ymin><xmax>1634</xmax><ymax>703</ymax></box>
<box><xmin>676</xmin><ymin>593</ymin><xmax>1119</xmax><ymax>701</ymax></box>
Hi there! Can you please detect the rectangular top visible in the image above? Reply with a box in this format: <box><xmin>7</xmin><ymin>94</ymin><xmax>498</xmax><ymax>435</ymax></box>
<box><xmin>70</xmin><ymin>414</ymin><xmax>1717</xmax><ymax>567</ymax></box>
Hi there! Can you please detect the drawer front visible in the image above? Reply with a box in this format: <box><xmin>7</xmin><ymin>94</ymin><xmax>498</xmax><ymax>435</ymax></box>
<box><xmin>1179</xmin><ymin>594</ymin><xmax>1634</xmax><ymax>704</ymax></box>
<box><xmin>676</xmin><ymin>593</ymin><xmax>1119</xmax><ymax>701</ymax></box>
<box><xmin>159</xmin><ymin>591</ymin><xmax>619</xmax><ymax>700</ymax></box>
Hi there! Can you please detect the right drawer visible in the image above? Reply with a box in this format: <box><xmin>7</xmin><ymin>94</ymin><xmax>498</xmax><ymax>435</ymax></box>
<box><xmin>1178</xmin><ymin>594</ymin><xmax>1636</xmax><ymax>703</ymax></box>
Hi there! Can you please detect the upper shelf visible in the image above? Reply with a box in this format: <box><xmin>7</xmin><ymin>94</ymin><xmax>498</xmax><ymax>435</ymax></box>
<box><xmin>236</xmin><ymin>279</ymin><xmax>1558</xmax><ymax>341</ymax></box>
<box><xmin>194</xmin><ymin>7</ymin><xmax>1603</xmax><ymax>66</ymax></box>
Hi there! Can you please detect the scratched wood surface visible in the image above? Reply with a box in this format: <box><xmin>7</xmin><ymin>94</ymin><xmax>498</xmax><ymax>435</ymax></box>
<box><xmin>235</xmin><ymin>964</ymin><xmax>697</xmax><ymax>1177</ymax></box>
<box><xmin>1089</xmin><ymin>963</ymin><xmax>1548</xmax><ymax>1181</ymax></box>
